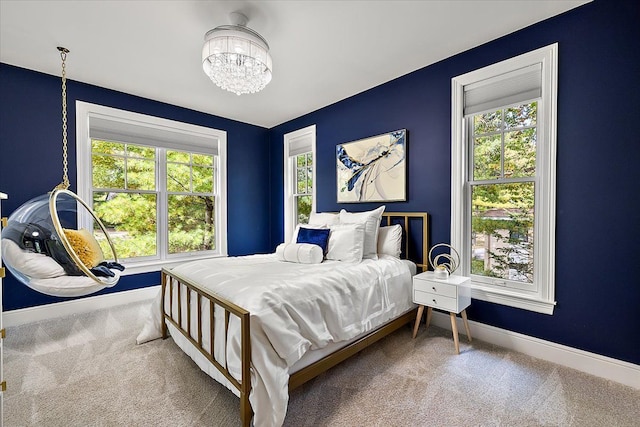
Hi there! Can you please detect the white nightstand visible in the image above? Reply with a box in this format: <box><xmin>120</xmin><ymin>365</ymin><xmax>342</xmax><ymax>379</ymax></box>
<box><xmin>412</xmin><ymin>271</ymin><xmax>472</xmax><ymax>354</ymax></box>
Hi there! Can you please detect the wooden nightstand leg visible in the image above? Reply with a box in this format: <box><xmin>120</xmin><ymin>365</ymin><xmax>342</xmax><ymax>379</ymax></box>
<box><xmin>412</xmin><ymin>305</ymin><xmax>425</xmax><ymax>338</ymax></box>
<box><xmin>461</xmin><ymin>309</ymin><xmax>472</xmax><ymax>342</ymax></box>
<box><xmin>450</xmin><ymin>312</ymin><xmax>460</xmax><ymax>354</ymax></box>
<box><xmin>425</xmin><ymin>306</ymin><xmax>433</xmax><ymax>328</ymax></box>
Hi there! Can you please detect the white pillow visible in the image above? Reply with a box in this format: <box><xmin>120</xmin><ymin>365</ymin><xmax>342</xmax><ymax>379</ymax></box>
<box><xmin>276</xmin><ymin>243</ymin><xmax>324</xmax><ymax>264</ymax></box>
<box><xmin>308</xmin><ymin>212</ymin><xmax>340</xmax><ymax>226</ymax></box>
<box><xmin>377</xmin><ymin>224</ymin><xmax>402</xmax><ymax>258</ymax></box>
<box><xmin>2</xmin><ymin>238</ymin><xmax>66</xmax><ymax>279</ymax></box>
<box><xmin>325</xmin><ymin>223</ymin><xmax>365</xmax><ymax>263</ymax></box>
<box><xmin>339</xmin><ymin>205</ymin><xmax>385</xmax><ymax>260</ymax></box>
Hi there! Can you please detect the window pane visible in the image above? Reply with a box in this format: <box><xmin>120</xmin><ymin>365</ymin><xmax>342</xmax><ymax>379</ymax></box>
<box><xmin>167</xmin><ymin>150</ymin><xmax>190</xmax><ymax>163</ymax></box>
<box><xmin>307</xmin><ymin>167</ymin><xmax>313</xmax><ymax>193</ymax></box>
<box><xmin>296</xmin><ymin>168</ymin><xmax>307</xmax><ymax>193</ymax></box>
<box><xmin>473</xmin><ymin>135</ymin><xmax>502</xmax><ymax>180</ymax></box>
<box><xmin>473</xmin><ymin>110</ymin><xmax>502</xmax><ymax>134</ymax></box>
<box><xmin>92</xmin><ymin>155</ymin><xmax>125</xmax><ymax>189</ymax></box>
<box><xmin>127</xmin><ymin>145</ymin><xmax>155</xmax><ymax>159</ymax></box>
<box><xmin>192</xmin><ymin>153</ymin><xmax>213</xmax><ymax>167</ymax></box>
<box><xmin>296</xmin><ymin>154</ymin><xmax>306</xmax><ymax>167</ymax></box>
<box><xmin>92</xmin><ymin>192</ymin><xmax>157</xmax><ymax>259</ymax></box>
<box><xmin>167</xmin><ymin>163</ymin><xmax>191</xmax><ymax>192</ymax></box>
<box><xmin>504</xmin><ymin>128</ymin><xmax>536</xmax><ymax>178</ymax></box>
<box><xmin>127</xmin><ymin>158</ymin><xmax>155</xmax><ymax>190</ymax></box>
<box><xmin>168</xmin><ymin>195</ymin><xmax>215</xmax><ymax>253</ymax></box>
<box><xmin>296</xmin><ymin>195</ymin><xmax>312</xmax><ymax>225</ymax></box>
<box><xmin>471</xmin><ymin>182</ymin><xmax>534</xmax><ymax>283</ymax></box>
<box><xmin>192</xmin><ymin>166</ymin><xmax>214</xmax><ymax>193</ymax></box>
<box><xmin>504</xmin><ymin>102</ymin><xmax>537</xmax><ymax>129</ymax></box>
<box><xmin>92</xmin><ymin>140</ymin><xmax>124</xmax><ymax>156</ymax></box>
<box><xmin>306</xmin><ymin>153</ymin><xmax>313</xmax><ymax>164</ymax></box>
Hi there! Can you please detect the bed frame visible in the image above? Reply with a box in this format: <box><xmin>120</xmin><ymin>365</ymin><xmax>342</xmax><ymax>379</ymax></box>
<box><xmin>160</xmin><ymin>212</ymin><xmax>428</xmax><ymax>427</ymax></box>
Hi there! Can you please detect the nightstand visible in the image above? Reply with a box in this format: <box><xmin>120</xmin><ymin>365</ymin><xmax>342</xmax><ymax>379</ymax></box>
<box><xmin>412</xmin><ymin>271</ymin><xmax>472</xmax><ymax>354</ymax></box>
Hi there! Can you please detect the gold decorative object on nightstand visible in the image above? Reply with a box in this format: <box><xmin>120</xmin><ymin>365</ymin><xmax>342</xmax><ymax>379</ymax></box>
<box><xmin>428</xmin><ymin>243</ymin><xmax>460</xmax><ymax>280</ymax></box>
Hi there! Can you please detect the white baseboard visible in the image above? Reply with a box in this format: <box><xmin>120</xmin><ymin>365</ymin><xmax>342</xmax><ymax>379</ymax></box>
<box><xmin>429</xmin><ymin>310</ymin><xmax>640</xmax><ymax>390</ymax></box>
<box><xmin>3</xmin><ymin>285</ymin><xmax>160</xmax><ymax>328</ymax></box>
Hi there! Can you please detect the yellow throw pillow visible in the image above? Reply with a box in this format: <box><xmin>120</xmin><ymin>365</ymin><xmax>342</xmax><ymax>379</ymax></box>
<box><xmin>63</xmin><ymin>228</ymin><xmax>105</xmax><ymax>269</ymax></box>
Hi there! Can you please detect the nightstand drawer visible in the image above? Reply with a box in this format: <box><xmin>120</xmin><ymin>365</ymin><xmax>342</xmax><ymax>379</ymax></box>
<box><xmin>414</xmin><ymin>290</ymin><xmax>459</xmax><ymax>312</ymax></box>
<box><xmin>413</xmin><ymin>279</ymin><xmax>457</xmax><ymax>298</ymax></box>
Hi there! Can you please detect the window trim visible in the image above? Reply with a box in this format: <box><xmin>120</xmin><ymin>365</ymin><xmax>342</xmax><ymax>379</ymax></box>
<box><xmin>451</xmin><ymin>44</ymin><xmax>558</xmax><ymax>314</ymax></box>
<box><xmin>283</xmin><ymin>125</ymin><xmax>316</xmax><ymax>243</ymax></box>
<box><xmin>76</xmin><ymin>101</ymin><xmax>227</xmax><ymax>275</ymax></box>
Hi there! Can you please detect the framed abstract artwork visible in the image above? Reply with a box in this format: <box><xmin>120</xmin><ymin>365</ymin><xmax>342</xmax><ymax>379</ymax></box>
<box><xmin>336</xmin><ymin>129</ymin><xmax>406</xmax><ymax>203</ymax></box>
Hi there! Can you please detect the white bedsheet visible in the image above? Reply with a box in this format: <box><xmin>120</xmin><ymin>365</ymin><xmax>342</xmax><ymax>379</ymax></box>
<box><xmin>138</xmin><ymin>253</ymin><xmax>414</xmax><ymax>427</ymax></box>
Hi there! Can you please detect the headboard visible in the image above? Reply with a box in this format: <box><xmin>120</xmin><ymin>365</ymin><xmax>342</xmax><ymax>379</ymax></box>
<box><xmin>381</xmin><ymin>212</ymin><xmax>429</xmax><ymax>272</ymax></box>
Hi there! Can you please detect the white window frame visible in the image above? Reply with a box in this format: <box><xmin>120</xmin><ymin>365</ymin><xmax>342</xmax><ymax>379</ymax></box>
<box><xmin>283</xmin><ymin>125</ymin><xmax>316</xmax><ymax>243</ymax></box>
<box><xmin>76</xmin><ymin>101</ymin><xmax>227</xmax><ymax>275</ymax></box>
<box><xmin>451</xmin><ymin>44</ymin><xmax>558</xmax><ymax>314</ymax></box>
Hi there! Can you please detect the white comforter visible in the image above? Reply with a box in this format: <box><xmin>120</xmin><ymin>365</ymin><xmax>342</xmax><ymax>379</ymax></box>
<box><xmin>138</xmin><ymin>253</ymin><xmax>414</xmax><ymax>427</ymax></box>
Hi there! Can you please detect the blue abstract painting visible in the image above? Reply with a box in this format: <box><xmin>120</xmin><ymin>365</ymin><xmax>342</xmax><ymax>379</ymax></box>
<box><xmin>336</xmin><ymin>129</ymin><xmax>406</xmax><ymax>202</ymax></box>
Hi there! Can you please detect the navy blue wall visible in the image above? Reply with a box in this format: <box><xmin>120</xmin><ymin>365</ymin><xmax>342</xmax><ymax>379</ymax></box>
<box><xmin>269</xmin><ymin>0</ymin><xmax>640</xmax><ymax>365</ymax></box>
<box><xmin>0</xmin><ymin>64</ymin><xmax>272</xmax><ymax>310</ymax></box>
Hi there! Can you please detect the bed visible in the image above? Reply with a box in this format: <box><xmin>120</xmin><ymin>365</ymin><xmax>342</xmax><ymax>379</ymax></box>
<box><xmin>139</xmin><ymin>210</ymin><xmax>428</xmax><ymax>427</ymax></box>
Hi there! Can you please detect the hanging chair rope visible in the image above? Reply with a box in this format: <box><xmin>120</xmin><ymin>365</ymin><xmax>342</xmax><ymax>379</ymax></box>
<box><xmin>55</xmin><ymin>46</ymin><xmax>70</xmax><ymax>191</ymax></box>
<box><xmin>49</xmin><ymin>47</ymin><xmax>121</xmax><ymax>282</ymax></box>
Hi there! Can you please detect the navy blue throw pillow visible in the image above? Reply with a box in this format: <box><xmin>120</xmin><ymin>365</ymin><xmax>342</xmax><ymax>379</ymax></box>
<box><xmin>296</xmin><ymin>227</ymin><xmax>330</xmax><ymax>254</ymax></box>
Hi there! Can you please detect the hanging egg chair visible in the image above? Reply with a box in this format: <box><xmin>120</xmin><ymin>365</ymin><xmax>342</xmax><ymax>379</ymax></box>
<box><xmin>0</xmin><ymin>47</ymin><xmax>123</xmax><ymax>297</ymax></box>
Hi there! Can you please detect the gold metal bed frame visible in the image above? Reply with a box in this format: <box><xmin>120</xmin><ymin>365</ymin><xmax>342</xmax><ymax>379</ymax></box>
<box><xmin>160</xmin><ymin>212</ymin><xmax>428</xmax><ymax>426</ymax></box>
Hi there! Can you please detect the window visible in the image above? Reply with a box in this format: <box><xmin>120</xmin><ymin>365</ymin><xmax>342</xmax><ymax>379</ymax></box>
<box><xmin>76</xmin><ymin>102</ymin><xmax>227</xmax><ymax>274</ymax></box>
<box><xmin>451</xmin><ymin>44</ymin><xmax>557</xmax><ymax>314</ymax></box>
<box><xmin>293</xmin><ymin>152</ymin><xmax>314</xmax><ymax>223</ymax></box>
<box><xmin>283</xmin><ymin>125</ymin><xmax>316</xmax><ymax>242</ymax></box>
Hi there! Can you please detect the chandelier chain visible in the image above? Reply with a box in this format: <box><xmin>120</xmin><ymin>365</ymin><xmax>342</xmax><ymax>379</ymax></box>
<box><xmin>55</xmin><ymin>47</ymin><xmax>70</xmax><ymax>191</ymax></box>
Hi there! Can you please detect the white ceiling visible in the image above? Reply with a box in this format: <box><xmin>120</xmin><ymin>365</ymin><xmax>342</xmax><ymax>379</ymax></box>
<box><xmin>0</xmin><ymin>1</ymin><xmax>588</xmax><ymax>128</ymax></box>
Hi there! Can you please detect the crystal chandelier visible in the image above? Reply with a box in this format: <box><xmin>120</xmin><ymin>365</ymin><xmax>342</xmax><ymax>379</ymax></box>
<box><xmin>202</xmin><ymin>12</ymin><xmax>273</xmax><ymax>96</ymax></box>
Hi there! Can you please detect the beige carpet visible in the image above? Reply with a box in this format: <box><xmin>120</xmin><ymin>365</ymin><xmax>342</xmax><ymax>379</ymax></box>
<box><xmin>4</xmin><ymin>300</ymin><xmax>639</xmax><ymax>426</ymax></box>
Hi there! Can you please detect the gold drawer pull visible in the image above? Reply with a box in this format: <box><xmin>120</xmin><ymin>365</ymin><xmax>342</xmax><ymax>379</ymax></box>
<box><xmin>0</xmin><ymin>266</ymin><xmax>5</xmax><ymax>279</ymax></box>
<box><xmin>1</xmin><ymin>381</ymin><xmax>5</xmax><ymax>392</ymax></box>
<box><xmin>1</xmin><ymin>217</ymin><xmax>7</xmax><ymax>228</ymax></box>
<box><xmin>0</xmin><ymin>328</ymin><xmax>5</xmax><ymax>339</ymax></box>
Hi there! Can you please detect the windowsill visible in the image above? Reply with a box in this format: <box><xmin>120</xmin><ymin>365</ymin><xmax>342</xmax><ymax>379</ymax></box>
<box><xmin>470</xmin><ymin>281</ymin><xmax>556</xmax><ymax>315</ymax></box>
<box><xmin>118</xmin><ymin>253</ymin><xmax>228</xmax><ymax>276</ymax></box>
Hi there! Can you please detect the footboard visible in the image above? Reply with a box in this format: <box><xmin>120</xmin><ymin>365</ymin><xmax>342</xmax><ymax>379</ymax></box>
<box><xmin>160</xmin><ymin>268</ymin><xmax>253</xmax><ymax>427</ymax></box>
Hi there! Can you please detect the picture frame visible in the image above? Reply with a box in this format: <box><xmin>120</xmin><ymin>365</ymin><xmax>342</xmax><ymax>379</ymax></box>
<box><xmin>336</xmin><ymin>129</ymin><xmax>406</xmax><ymax>203</ymax></box>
